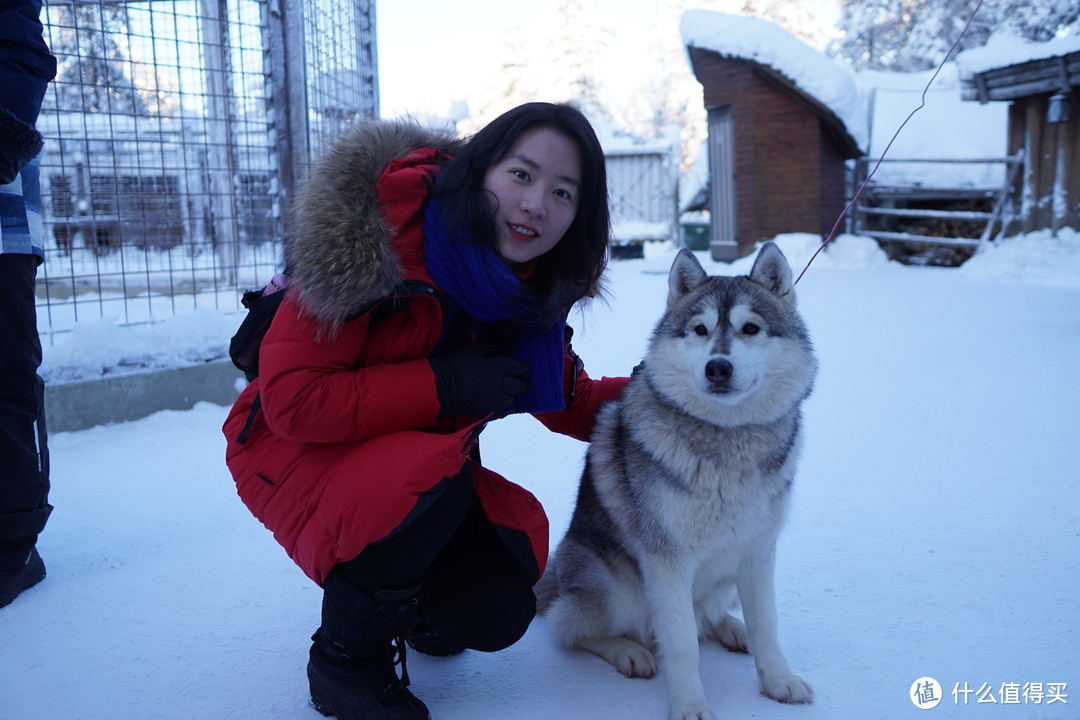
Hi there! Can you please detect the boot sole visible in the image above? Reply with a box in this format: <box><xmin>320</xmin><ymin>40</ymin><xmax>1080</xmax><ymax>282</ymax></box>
<box><xmin>309</xmin><ymin>697</ymin><xmax>335</xmax><ymax>717</ymax></box>
<box><xmin>310</xmin><ymin>692</ymin><xmax>431</xmax><ymax>720</ymax></box>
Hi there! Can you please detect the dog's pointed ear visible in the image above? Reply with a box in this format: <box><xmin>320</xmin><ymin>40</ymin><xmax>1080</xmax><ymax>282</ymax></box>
<box><xmin>668</xmin><ymin>249</ymin><xmax>709</xmax><ymax>307</ymax></box>
<box><xmin>749</xmin><ymin>242</ymin><xmax>796</xmax><ymax>305</ymax></box>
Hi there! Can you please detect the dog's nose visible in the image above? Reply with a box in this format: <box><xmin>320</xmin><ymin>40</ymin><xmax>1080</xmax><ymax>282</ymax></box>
<box><xmin>705</xmin><ymin>358</ymin><xmax>733</xmax><ymax>383</ymax></box>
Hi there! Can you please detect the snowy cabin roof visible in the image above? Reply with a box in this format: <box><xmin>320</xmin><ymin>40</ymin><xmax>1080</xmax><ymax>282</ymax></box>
<box><xmin>957</xmin><ymin>31</ymin><xmax>1080</xmax><ymax>103</ymax></box>
<box><xmin>680</xmin><ymin>10</ymin><xmax>866</xmax><ymax>151</ymax></box>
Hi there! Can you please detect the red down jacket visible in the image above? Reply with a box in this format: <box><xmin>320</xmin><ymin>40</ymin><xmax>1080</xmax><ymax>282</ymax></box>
<box><xmin>222</xmin><ymin>120</ymin><xmax>627</xmax><ymax>586</ymax></box>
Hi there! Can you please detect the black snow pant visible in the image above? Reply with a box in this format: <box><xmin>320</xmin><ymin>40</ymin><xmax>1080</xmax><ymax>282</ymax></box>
<box><xmin>325</xmin><ymin>465</ymin><xmax>537</xmax><ymax>654</ymax></box>
<box><xmin>0</xmin><ymin>254</ymin><xmax>51</xmax><ymax>567</ymax></box>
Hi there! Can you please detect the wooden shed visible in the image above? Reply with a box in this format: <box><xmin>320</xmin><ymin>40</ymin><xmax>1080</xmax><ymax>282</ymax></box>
<box><xmin>682</xmin><ymin>11</ymin><xmax>862</xmax><ymax>261</ymax></box>
<box><xmin>960</xmin><ymin>38</ymin><xmax>1080</xmax><ymax>235</ymax></box>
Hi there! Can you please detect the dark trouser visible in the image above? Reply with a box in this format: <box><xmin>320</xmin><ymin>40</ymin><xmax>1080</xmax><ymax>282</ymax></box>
<box><xmin>0</xmin><ymin>254</ymin><xmax>51</xmax><ymax>565</ymax></box>
<box><xmin>325</xmin><ymin>466</ymin><xmax>536</xmax><ymax>654</ymax></box>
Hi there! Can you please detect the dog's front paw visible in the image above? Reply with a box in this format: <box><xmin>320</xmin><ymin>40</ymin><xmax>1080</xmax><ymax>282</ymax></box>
<box><xmin>611</xmin><ymin>640</ymin><xmax>656</xmax><ymax>679</ymax></box>
<box><xmin>581</xmin><ymin>636</ymin><xmax>656</xmax><ymax>678</ymax></box>
<box><xmin>707</xmin><ymin>613</ymin><xmax>748</xmax><ymax>653</ymax></box>
<box><xmin>760</xmin><ymin>672</ymin><xmax>814</xmax><ymax>704</ymax></box>
<box><xmin>669</xmin><ymin>701</ymin><xmax>717</xmax><ymax>720</ymax></box>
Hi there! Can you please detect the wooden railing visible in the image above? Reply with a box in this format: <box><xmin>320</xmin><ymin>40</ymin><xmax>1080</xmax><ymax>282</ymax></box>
<box><xmin>849</xmin><ymin>153</ymin><xmax>1024</xmax><ymax>248</ymax></box>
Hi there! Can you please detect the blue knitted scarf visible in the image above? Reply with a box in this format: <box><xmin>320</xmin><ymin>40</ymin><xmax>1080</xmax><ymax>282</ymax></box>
<box><xmin>422</xmin><ymin>198</ymin><xmax>566</xmax><ymax>414</ymax></box>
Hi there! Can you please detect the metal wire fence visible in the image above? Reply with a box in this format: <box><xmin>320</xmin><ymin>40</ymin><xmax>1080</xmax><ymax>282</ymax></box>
<box><xmin>35</xmin><ymin>0</ymin><xmax>377</xmax><ymax>343</ymax></box>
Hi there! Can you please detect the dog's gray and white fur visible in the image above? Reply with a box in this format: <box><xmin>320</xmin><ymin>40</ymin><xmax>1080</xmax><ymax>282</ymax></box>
<box><xmin>536</xmin><ymin>243</ymin><xmax>817</xmax><ymax>720</ymax></box>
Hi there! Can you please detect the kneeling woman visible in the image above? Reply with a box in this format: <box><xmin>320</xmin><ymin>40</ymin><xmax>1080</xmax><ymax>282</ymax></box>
<box><xmin>223</xmin><ymin>102</ymin><xmax>628</xmax><ymax>719</ymax></box>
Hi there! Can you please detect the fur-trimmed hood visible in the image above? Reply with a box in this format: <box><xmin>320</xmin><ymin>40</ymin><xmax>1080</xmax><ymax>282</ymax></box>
<box><xmin>284</xmin><ymin>119</ymin><xmax>463</xmax><ymax>327</ymax></box>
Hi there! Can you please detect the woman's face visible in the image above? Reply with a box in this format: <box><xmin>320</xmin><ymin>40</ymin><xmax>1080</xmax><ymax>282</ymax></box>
<box><xmin>483</xmin><ymin>127</ymin><xmax>581</xmax><ymax>265</ymax></box>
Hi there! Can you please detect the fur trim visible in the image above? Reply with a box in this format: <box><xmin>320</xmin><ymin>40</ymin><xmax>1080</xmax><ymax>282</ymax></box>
<box><xmin>284</xmin><ymin>119</ymin><xmax>462</xmax><ymax>327</ymax></box>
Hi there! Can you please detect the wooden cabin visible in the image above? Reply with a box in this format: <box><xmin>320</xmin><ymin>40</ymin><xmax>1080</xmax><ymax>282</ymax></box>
<box><xmin>961</xmin><ymin>41</ymin><xmax>1080</xmax><ymax>235</ymax></box>
<box><xmin>682</xmin><ymin>13</ymin><xmax>862</xmax><ymax>260</ymax></box>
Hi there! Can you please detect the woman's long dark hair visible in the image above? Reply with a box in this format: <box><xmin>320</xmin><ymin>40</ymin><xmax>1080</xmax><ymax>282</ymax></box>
<box><xmin>432</xmin><ymin>102</ymin><xmax>611</xmax><ymax>326</ymax></box>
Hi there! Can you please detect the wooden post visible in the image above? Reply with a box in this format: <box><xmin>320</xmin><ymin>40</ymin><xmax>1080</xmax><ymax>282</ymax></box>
<box><xmin>1022</xmin><ymin>101</ymin><xmax>1040</xmax><ymax>235</ymax></box>
<box><xmin>1052</xmin><ymin>122</ymin><xmax>1067</xmax><ymax>236</ymax></box>
<box><xmin>200</xmin><ymin>0</ymin><xmax>241</xmax><ymax>284</ymax></box>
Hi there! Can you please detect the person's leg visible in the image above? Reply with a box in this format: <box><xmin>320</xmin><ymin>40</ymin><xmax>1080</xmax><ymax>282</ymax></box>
<box><xmin>337</xmin><ymin>467</ymin><xmax>475</xmax><ymax>593</ymax></box>
<box><xmin>307</xmin><ymin>468</ymin><xmax>475</xmax><ymax>720</ymax></box>
<box><xmin>334</xmin><ymin>468</ymin><xmax>537</xmax><ymax>655</ymax></box>
<box><xmin>309</xmin><ymin>578</ymin><xmax>431</xmax><ymax>720</ymax></box>
<box><xmin>0</xmin><ymin>252</ymin><xmax>50</xmax><ymax>608</ymax></box>
<box><xmin>417</xmin><ymin>500</ymin><xmax>536</xmax><ymax>653</ymax></box>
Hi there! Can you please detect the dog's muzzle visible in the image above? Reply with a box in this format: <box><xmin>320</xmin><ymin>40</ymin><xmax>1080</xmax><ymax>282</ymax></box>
<box><xmin>705</xmin><ymin>357</ymin><xmax>734</xmax><ymax>393</ymax></box>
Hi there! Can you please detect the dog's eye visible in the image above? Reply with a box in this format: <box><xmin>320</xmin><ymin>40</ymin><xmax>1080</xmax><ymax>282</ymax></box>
<box><xmin>741</xmin><ymin>323</ymin><xmax>761</xmax><ymax>336</ymax></box>
<box><xmin>693</xmin><ymin>324</ymin><xmax>709</xmax><ymax>337</ymax></box>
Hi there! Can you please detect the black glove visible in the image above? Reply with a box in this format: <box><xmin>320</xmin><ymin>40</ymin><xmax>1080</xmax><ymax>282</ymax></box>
<box><xmin>0</xmin><ymin>106</ymin><xmax>45</xmax><ymax>186</ymax></box>
<box><xmin>429</xmin><ymin>345</ymin><xmax>530</xmax><ymax>419</ymax></box>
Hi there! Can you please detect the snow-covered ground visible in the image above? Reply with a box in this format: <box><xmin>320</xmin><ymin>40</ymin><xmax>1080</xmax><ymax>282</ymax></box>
<box><xmin>3</xmin><ymin>232</ymin><xmax>1079</xmax><ymax>720</ymax></box>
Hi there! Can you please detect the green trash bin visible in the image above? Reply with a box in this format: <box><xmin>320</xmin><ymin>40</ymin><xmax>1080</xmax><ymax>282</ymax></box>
<box><xmin>681</xmin><ymin>221</ymin><xmax>709</xmax><ymax>251</ymax></box>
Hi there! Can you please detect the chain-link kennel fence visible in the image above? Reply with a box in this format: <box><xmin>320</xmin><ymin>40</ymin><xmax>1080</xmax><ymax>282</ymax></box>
<box><xmin>35</xmin><ymin>0</ymin><xmax>377</xmax><ymax>342</ymax></box>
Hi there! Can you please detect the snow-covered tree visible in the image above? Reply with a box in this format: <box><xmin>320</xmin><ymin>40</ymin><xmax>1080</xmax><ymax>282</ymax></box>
<box><xmin>621</xmin><ymin>0</ymin><xmax>837</xmax><ymax>173</ymax></box>
<box><xmin>458</xmin><ymin>0</ymin><xmax>844</xmax><ymax>174</ymax></box>
<box><xmin>735</xmin><ymin>0</ymin><xmax>839</xmax><ymax>47</ymax></box>
<box><xmin>457</xmin><ymin>0</ymin><xmax>615</xmax><ymax>134</ymax></box>
<box><xmin>543</xmin><ymin>0</ymin><xmax>615</xmax><ymax>123</ymax></box>
<box><xmin>616</xmin><ymin>0</ymin><xmax>702</xmax><ymax>170</ymax></box>
<box><xmin>45</xmin><ymin>4</ymin><xmax>151</xmax><ymax>116</ymax></box>
<box><xmin>833</xmin><ymin>0</ymin><xmax>1080</xmax><ymax>72</ymax></box>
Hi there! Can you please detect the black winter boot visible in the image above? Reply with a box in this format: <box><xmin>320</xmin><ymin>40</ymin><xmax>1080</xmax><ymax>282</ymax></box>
<box><xmin>0</xmin><ymin>542</ymin><xmax>46</xmax><ymax>609</ymax></box>
<box><xmin>308</xmin><ymin>630</ymin><xmax>429</xmax><ymax>720</ymax></box>
<box><xmin>308</xmin><ymin>572</ymin><xmax>431</xmax><ymax>720</ymax></box>
<box><xmin>405</xmin><ymin>630</ymin><xmax>464</xmax><ymax>658</ymax></box>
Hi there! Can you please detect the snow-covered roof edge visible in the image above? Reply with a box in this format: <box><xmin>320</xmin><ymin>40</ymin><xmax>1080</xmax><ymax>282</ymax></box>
<box><xmin>680</xmin><ymin>9</ymin><xmax>866</xmax><ymax>151</ymax></box>
<box><xmin>956</xmin><ymin>30</ymin><xmax>1080</xmax><ymax>78</ymax></box>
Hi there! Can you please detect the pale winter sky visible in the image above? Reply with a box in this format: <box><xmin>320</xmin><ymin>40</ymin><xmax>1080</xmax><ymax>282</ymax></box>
<box><xmin>375</xmin><ymin>0</ymin><xmax>840</xmax><ymax>121</ymax></box>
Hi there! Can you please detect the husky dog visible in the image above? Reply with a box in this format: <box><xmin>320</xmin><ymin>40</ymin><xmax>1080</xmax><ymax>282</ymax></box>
<box><xmin>536</xmin><ymin>243</ymin><xmax>817</xmax><ymax>720</ymax></box>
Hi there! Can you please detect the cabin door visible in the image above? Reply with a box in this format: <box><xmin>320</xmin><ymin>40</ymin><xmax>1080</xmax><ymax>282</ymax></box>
<box><xmin>707</xmin><ymin>105</ymin><xmax>737</xmax><ymax>260</ymax></box>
